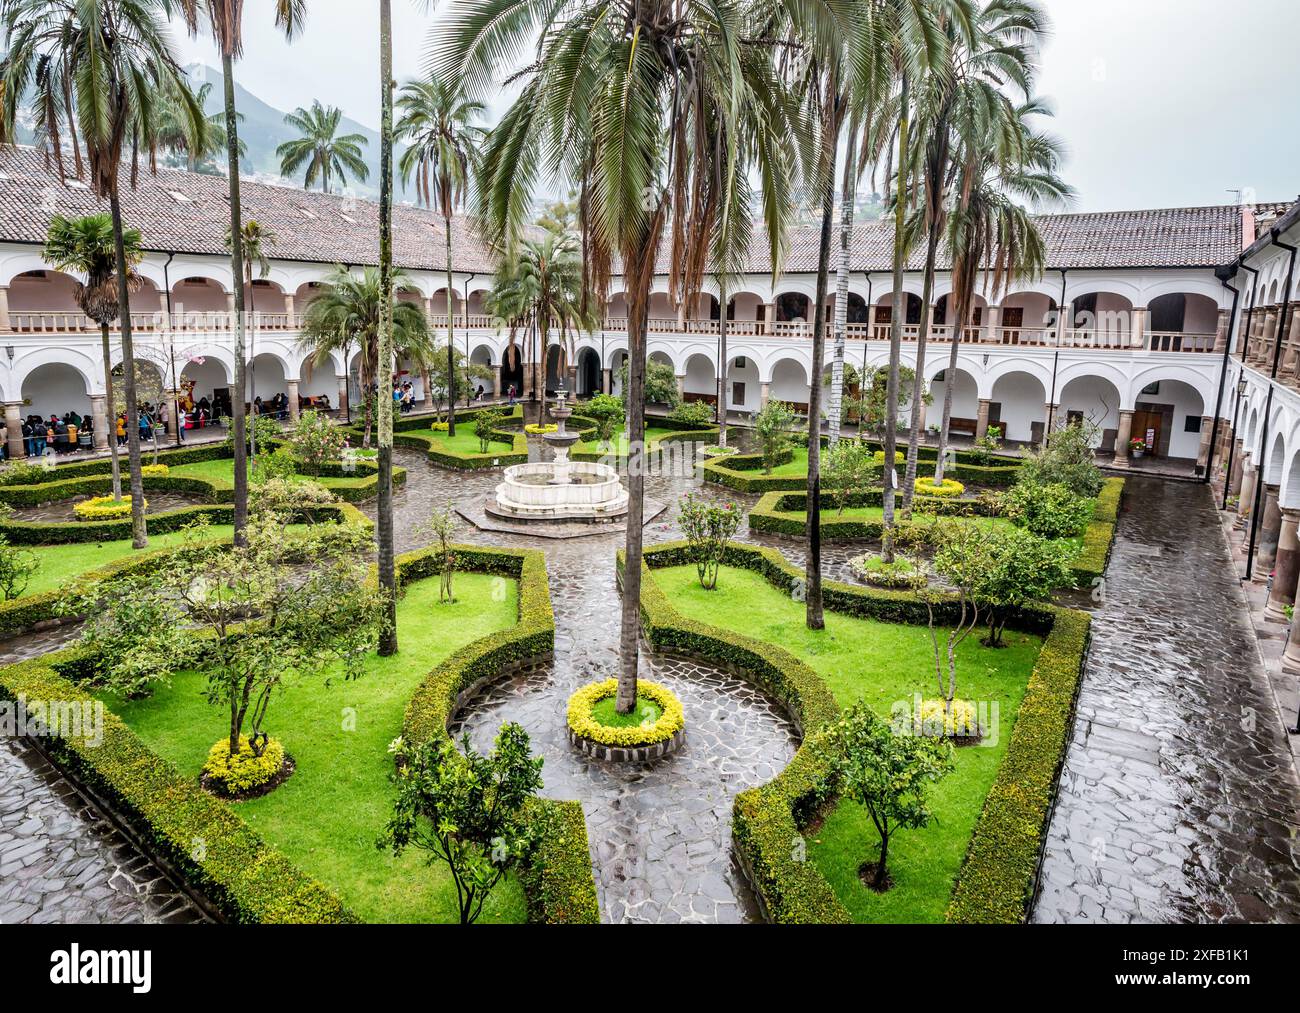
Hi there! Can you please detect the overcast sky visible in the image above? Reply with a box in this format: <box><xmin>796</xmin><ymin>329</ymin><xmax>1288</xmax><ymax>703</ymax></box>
<box><xmin>172</xmin><ymin>0</ymin><xmax>1300</xmax><ymax>213</ymax></box>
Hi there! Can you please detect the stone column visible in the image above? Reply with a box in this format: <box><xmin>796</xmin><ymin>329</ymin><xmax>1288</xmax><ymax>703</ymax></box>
<box><xmin>760</xmin><ymin>381</ymin><xmax>771</xmax><ymax>409</ymax></box>
<box><xmin>1230</xmin><ymin>440</ymin><xmax>1245</xmax><ymax>498</ymax></box>
<box><xmin>493</xmin><ymin>365</ymin><xmax>503</xmax><ymax>399</ymax></box>
<box><xmin>0</xmin><ymin>286</ymin><xmax>10</xmax><ymax>331</ymax></box>
<box><xmin>1238</xmin><ymin>458</ymin><xmax>1257</xmax><ymax>526</ymax></box>
<box><xmin>1214</xmin><ymin>308</ymin><xmax>1231</xmax><ymax>353</ymax></box>
<box><xmin>916</xmin><ymin>399</ymin><xmax>928</xmax><ymax>435</ymax></box>
<box><xmin>1196</xmin><ymin>415</ymin><xmax>1215</xmax><ymax>474</ymax></box>
<box><xmin>286</xmin><ymin>379</ymin><xmax>300</xmax><ymax>422</ymax></box>
<box><xmin>284</xmin><ymin>293</ymin><xmax>296</xmax><ymax>323</ymax></box>
<box><xmin>675</xmin><ymin>374</ymin><xmax>686</xmax><ymax>401</ymax></box>
<box><xmin>1130</xmin><ymin>306</ymin><xmax>1147</xmax><ymax>349</ymax></box>
<box><xmin>336</xmin><ymin>375</ymin><xmax>349</xmax><ymax>416</ymax></box>
<box><xmin>89</xmin><ymin>393</ymin><xmax>109</xmax><ymax>451</ymax></box>
<box><xmin>1258</xmin><ymin>308</ymin><xmax>1279</xmax><ymax>365</ymax></box>
<box><xmin>1058</xmin><ymin>301</ymin><xmax>1075</xmax><ymax>344</ymax></box>
<box><xmin>984</xmin><ymin>304</ymin><xmax>1001</xmax><ymax>344</ymax></box>
<box><xmin>1114</xmin><ymin>409</ymin><xmax>1135</xmax><ymax>466</ymax></box>
<box><xmin>5</xmin><ymin>401</ymin><xmax>23</xmax><ymax>458</ymax></box>
<box><xmin>1267</xmin><ymin>508</ymin><xmax>1300</xmax><ymax>620</ymax></box>
<box><xmin>602</xmin><ymin>368</ymin><xmax>612</xmax><ymax>395</ymax></box>
<box><xmin>1284</xmin><ymin>611</ymin><xmax>1300</xmax><ymax>670</ymax></box>
<box><xmin>1258</xmin><ymin>484</ymin><xmax>1283</xmax><ymax>574</ymax></box>
<box><xmin>975</xmin><ymin>398</ymin><xmax>992</xmax><ymax>440</ymax></box>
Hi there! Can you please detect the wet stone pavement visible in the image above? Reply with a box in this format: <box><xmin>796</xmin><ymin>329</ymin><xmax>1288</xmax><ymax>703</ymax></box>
<box><xmin>1033</xmin><ymin>476</ymin><xmax>1300</xmax><ymax>923</ymax></box>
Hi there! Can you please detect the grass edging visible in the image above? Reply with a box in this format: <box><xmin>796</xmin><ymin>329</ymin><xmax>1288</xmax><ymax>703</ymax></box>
<box><xmin>398</xmin><ymin>544</ymin><xmax>600</xmax><ymax>924</ymax></box>
<box><xmin>633</xmin><ymin>540</ymin><xmax>1090</xmax><ymax>924</ymax></box>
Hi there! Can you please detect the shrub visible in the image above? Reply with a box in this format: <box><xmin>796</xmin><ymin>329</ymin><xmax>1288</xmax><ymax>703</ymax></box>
<box><xmin>222</xmin><ymin>413</ymin><xmax>281</xmax><ymax>453</ymax></box>
<box><xmin>872</xmin><ymin>450</ymin><xmax>905</xmax><ymax>466</ymax></box>
<box><xmin>915</xmin><ymin>477</ymin><xmax>965</xmax><ymax>498</ymax></box>
<box><xmin>566</xmin><ymin>678</ymin><xmax>684</xmax><ymax>747</ymax></box>
<box><xmin>431</xmin><ymin>421</ymin><xmax>450</xmax><ymax>432</ymax></box>
<box><xmin>972</xmin><ymin>527</ymin><xmax>1075</xmax><ymax>646</ymax></box>
<box><xmin>0</xmin><ymin>461</ymin><xmax>47</xmax><ymax>487</ymax></box>
<box><xmin>249</xmin><ymin>477</ymin><xmax>336</xmax><ymax>514</ymax></box>
<box><xmin>253</xmin><ymin>446</ymin><xmax>299</xmax><ymax>484</ymax></box>
<box><xmin>202</xmin><ymin>736</ymin><xmax>286</xmax><ymax>795</ymax></box>
<box><xmin>849</xmin><ymin>553</ymin><xmax>926</xmax><ymax>590</ymax></box>
<box><xmin>583</xmin><ymin>394</ymin><xmax>624</xmax><ymax>448</ymax></box>
<box><xmin>668</xmin><ymin>400</ymin><xmax>714</xmax><ymax>427</ymax></box>
<box><xmin>73</xmin><ymin>494</ymin><xmax>144</xmax><ymax>521</ymax></box>
<box><xmin>678</xmin><ymin>494</ymin><xmax>743</xmax><ymax>589</ymax></box>
<box><xmin>621</xmin><ymin>358</ymin><xmax>681</xmax><ymax>408</ymax></box>
<box><xmin>524</xmin><ymin>423</ymin><xmax>557</xmax><ymax>435</ymax></box>
<box><xmin>755</xmin><ymin>400</ymin><xmax>798</xmax><ymax>474</ymax></box>
<box><xmin>824</xmin><ymin>441</ymin><xmax>877</xmax><ymax>515</ymax></box>
<box><xmin>290</xmin><ymin>409</ymin><xmax>346</xmax><ymax>476</ymax></box>
<box><xmin>969</xmin><ymin>426</ymin><xmax>1003</xmax><ymax>466</ymax></box>
<box><xmin>1004</xmin><ymin>481</ymin><xmax>1092</xmax><ymax>539</ymax></box>
<box><xmin>914</xmin><ymin>699</ymin><xmax>980</xmax><ymax>741</ymax></box>
<box><xmin>474</xmin><ymin>406</ymin><xmax>509</xmax><ymax>453</ymax></box>
<box><xmin>1019</xmin><ymin>422</ymin><xmax>1104</xmax><ymax>497</ymax></box>
<box><xmin>0</xmin><ymin>534</ymin><xmax>38</xmax><ymax>601</ymax></box>
<box><xmin>140</xmin><ymin>463</ymin><xmax>170</xmax><ymax>478</ymax></box>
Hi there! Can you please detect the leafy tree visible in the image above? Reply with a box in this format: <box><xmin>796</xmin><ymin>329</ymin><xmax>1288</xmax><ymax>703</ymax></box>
<box><xmin>226</xmin><ymin>218</ymin><xmax>279</xmax><ymax>462</ymax></box>
<box><xmin>584</xmin><ymin>394</ymin><xmax>624</xmax><ymax>450</ymax></box>
<box><xmin>1017</xmin><ymin>422</ymin><xmax>1105</xmax><ymax>498</ymax></box>
<box><xmin>42</xmin><ymin>213</ymin><xmax>144</xmax><ymax>501</ymax></box>
<box><xmin>221</xmin><ymin>413</ymin><xmax>281</xmax><ymax>456</ymax></box>
<box><xmin>380</xmin><ymin>723</ymin><xmax>544</xmax><ymax>925</ymax></box>
<box><xmin>818</xmin><ymin>704</ymin><xmax>953</xmax><ymax>891</ymax></box>
<box><xmin>427</xmin><ymin>344</ymin><xmax>493</xmax><ymax>420</ymax></box>
<box><xmin>157</xmin><ymin>79</ymin><xmax>243</xmax><ymax>173</ymax></box>
<box><xmin>668</xmin><ymin>400</ymin><xmax>713</xmax><ymax>427</ymax></box>
<box><xmin>396</xmin><ymin>74</ymin><xmax>483</xmax><ymax>438</ymax></box>
<box><xmin>823</xmin><ymin>439</ymin><xmax>877</xmax><ymax>516</ymax></box>
<box><xmin>276</xmin><ymin>100</ymin><xmax>369</xmax><ymax>193</ymax></box>
<box><xmin>969</xmin><ymin>424</ymin><xmax>1002</xmax><ymax>467</ymax></box>
<box><xmin>0</xmin><ymin>535</ymin><xmax>38</xmax><ymax>602</ymax></box>
<box><xmin>425</xmin><ymin>500</ymin><xmax>459</xmax><ymax>604</ymax></box>
<box><xmin>1004</xmin><ymin>481</ymin><xmax>1092</xmax><ymax>540</ymax></box>
<box><xmin>754</xmin><ymin>400</ymin><xmax>797</xmax><ymax>475</ymax></box>
<box><xmin>845</xmin><ymin>366</ymin><xmax>927</xmax><ymax>432</ymax></box>
<box><xmin>289</xmin><ymin>409</ymin><xmax>345</xmax><ymax>476</ymax></box>
<box><xmin>3</xmin><ymin>0</ymin><xmax>206</xmax><ymax>551</ymax></box>
<box><xmin>972</xmin><ymin>527</ymin><xmax>1073</xmax><ymax>647</ymax></box>
<box><xmin>473</xmin><ymin>406</ymin><xmax>507</xmax><ymax>454</ymax></box>
<box><xmin>925</xmin><ymin>518</ymin><xmax>992</xmax><ymax>726</ymax></box>
<box><xmin>678</xmin><ymin>494</ymin><xmax>742</xmax><ymax>590</ymax></box>
<box><xmin>620</xmin><ymin>358</ymin><xmax>681</xmax><ymax>410</ymax></box>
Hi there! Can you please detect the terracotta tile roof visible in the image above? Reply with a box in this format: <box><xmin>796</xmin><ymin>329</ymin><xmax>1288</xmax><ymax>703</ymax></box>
<box><xmin>0</xmin><ymin>145</ymin><xmax>1263</xmax><ymax>275</ymax></box>
<box><xmin>0</xmin><ymin>144</ymin><xmax>500</xmax><ymax>272</ymax></box>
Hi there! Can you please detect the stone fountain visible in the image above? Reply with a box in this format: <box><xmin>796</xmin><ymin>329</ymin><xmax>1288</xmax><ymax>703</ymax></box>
<box><xmin>490</xmin><ymin>388</ymin><xmax>630</xmax><ymax>522</ymax></box>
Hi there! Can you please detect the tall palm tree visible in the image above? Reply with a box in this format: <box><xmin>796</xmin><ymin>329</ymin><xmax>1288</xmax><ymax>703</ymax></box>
<box><xmin>933</xmin><ymin>105</ymin><xmax>1070</xmax><ymax>482</ymax></box>
<box><xmin>42</xmin><ymin>213</ymin><xmax>144</xmax><ymax>500</ymax></box>
<box><xmin>483</xmin><ymin>231</ymin><xmax>592</xmax><ymax>424</ymax></box>
<box><xmin>396</xmin><ymin>75</ymin><xmax>483</xmax><ymax>438</ymax></box>
<box><xmin>900</xmin><ymin>0</ymin><xmax>1044</xmax><ymax>512</ymax></box>
<box><xmin>276</xmin><ymin>100</ymin><xmax>369</xmax><ymax>194</ymax></box>
<box><xmin>225</xmin><ymin>219</ymin><xmax>277</xmax><ymax>460</ymax></box>
<box><xmin>377</xmin><ymin>0</ymin><xmax>398</xmax><ymax>655</ymax></box>
<box><xmin>157</xmin><ymin>79</ymin><xmax>243</xmax><ymax>172</ymax></box>
<box><xmin>440</xmin><ymin>0</ymin><xmax>803</xmax><ymax>713</ymax></box>
<box><xmin>179</xmin><ymin>0</ymin><xmax>306</xmax><ymax>546</ymax></box>
<box><xmin>1</xmin><ymin>0</ymin><xmax>204</xmax><ymax>551</ymax></box>
<box><xmin>298</xmin><ymin>267</ymin><xmax>433</xmax><ymax>450</ymax></box>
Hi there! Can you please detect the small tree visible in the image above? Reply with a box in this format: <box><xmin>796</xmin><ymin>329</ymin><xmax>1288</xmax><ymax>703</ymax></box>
<box><xmin>823</xmin><ymin>439</ymin><xmax>876</xmax><ymax>516</ymax></box>
<box><xmin>619</xmin><ymin>358</ymin><xmax>680</xmax><ymax>410</ymax></box>
<box><xmin>222</xmin><ymin>413</ymin><xmax>282</xmax><ymax>458</ymax></box>
<box><xmin>380</xmin><ymin>723</ymin><xmax>544</xmax><ymax>924</ymax></box>
<box><xmin>290</xmin><ymin>409</ymin><xmax>346</xmax><ymax>476</ymax></box>
<box><xmin>925</xmin><ymin>520</ymin><xmax>994</xmax><ymax>726</ymax></box>
<box><xmin>473</xmin><ymin>406</ymin><xmax>508</xmax><ymax>454</ymax></box>
<box><xmin>1017</xmin><ymin>421</ymin><xmax>1104</xmax><ymax>497</ymax></box>
<box><xmin>1004</xmin><ymin>481</ymin><xmax>1092</xmax><ymax>540</ymax></box>
<box><xmin>678</xmin><ymin>493</ymin><xmax>742</xmax><ymax>590</ymax></box>
<box><xmin>754</xmin><ymin>400</ymin><xmax>797</xmax><ymax>475</ymax></box>
<box><xmin>668</xmin><ymin>400</ymin><xmax>713</xmax><ymax>427</ymax></box>
<box><xmin>0</xmin><ymin>534</ymin><xmax>38</xmax><ymax>602</ymax></box>
<box><xmin>973</xmin><ymin>528</ymin><xmax>1074</xmax><ymax>647</ymax></box>
<box><xmin>818</xmin><ymin>704</ymin><xmax>953</xmax><ymax>891</ymax></box>
<box><xmin>426</xmin><ymin>500</ymin><xmax>458</xmax><ymax>603</ymax></box>
<box><xmin>969</xmin><ymin>425</ymin><xmax>1003</xmax><ymax>467</ymax></box>
<box><xmin>584</xmin><ymin>393</ymin><xmax>624</xmax><ymax>449</ymax></box>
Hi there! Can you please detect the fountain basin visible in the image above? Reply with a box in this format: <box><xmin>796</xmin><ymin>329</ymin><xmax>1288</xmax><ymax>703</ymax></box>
<box><xmin>492</xmin><ymin>460</ymin><xmax>630</xmax><ymax>520</ymax></box>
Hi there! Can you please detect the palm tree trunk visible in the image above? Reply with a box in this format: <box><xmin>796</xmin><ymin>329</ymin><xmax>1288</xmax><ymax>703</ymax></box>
<box><xmin>99</xmin><ymin>323</ymin><xmax>123</xmax><ymax>500</ymax></box>
<box><xmin>377</xmin><ymin>0</ymin><xmax>398</xmax><ymax>657</ymax></box>
<box><xmin>716</xmin><ymin>279</ymin><xmax>728</xmax><ymax>448</ymax></box>
<box><xmin>445</xmin><ymin>215</ymin><xmax>457</xmax><ymax>438</ymax></box>
<box><xmin>933</xmin><ymin>289</ymin><xmax>970</xmax><ymax>484</ymax></box>
<box><xmin>806</xmin><ymin>113</ymin><xmax>837</xmax><ymax>632</ymax></box>
<box><xmin>829</xmin><ymin>123</ymin><xmax>858</xmax><ymax>448</ymax></box>
<box><xmin>903</xmin><ymin>229</ymin><xmax>941</xmax><ymax>511</ymax></box>
<box><xmin>882</xmin><ymin>73</ymin><xmax>911</xmax><ymax>565</ymax></box>
<box><xmin>109</xmin><ymin>190</ymin><xmax>147</xmax><ymax>550</ymax></box>
<box><xmin>222</xmin><ymin>52</ymin><xmax>249</xmax><ymax>546</ymax></box>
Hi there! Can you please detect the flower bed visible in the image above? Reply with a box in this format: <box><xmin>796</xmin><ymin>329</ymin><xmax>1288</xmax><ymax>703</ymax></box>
<box><xmin>631</xmin><ymin>540</ymin><xmax>1090</xmax><ymax>924</ymax></box>
<box><xmin>914</xmin><ymin>477</ymin><xmax>965</xmax><ymax>497</ymax></box>
<box><xmin>73</xmin><ymin>494</ymin><xmax>145</xmax><ymax>521</ymax></box>
<box><xmin>566</xmin><ymin>678</ymin><xmax>685</xmax><ymax>761</ymax></box>
<box><xmin>849</xmin><ymin>553</ymin><xmax>926</xmax><ymax>590</ymax></box>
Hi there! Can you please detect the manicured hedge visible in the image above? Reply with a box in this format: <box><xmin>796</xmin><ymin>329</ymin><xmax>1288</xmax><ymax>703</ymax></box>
<box><xmin>1071</xmin><ymin>478</ymin><xmax>1125</xmax><ymax>586</ymax></box>
<box><xmin>0</xmin><ymin>651</ymin><xmax>357</xmax><ymax>923</ymax></box>
<box><xmin>570</xmin><ymin>424</ymin><xmax>718</xmax><ymax>464</ymax></box>
<box><xmin>398</xmin><ymin>544</ymin><xmax>600</xmax><ymax>924</ymax></box>
<box><xmin>635</xmin><ymin>540</ymin><xmax>1089</xmax><ymax>924</ymax></box>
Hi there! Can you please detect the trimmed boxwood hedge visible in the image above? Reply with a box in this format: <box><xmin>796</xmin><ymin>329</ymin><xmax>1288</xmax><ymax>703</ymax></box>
<box><xmin>634</xmin><ymin>540</ymin><xmax>1090</xmax><ymax>924</ymax></box>
<box><xmin>570</xmin><ymin>424</ymin><xmax>718</xmax><ymax>464</ymax></box>
<box><xmin>373</xmin><ymin>406</ymin><xmax>599</xmax><ymax>471</ymax></box>
<box><xmin>1071</xmin><ymin>477</ymin><xmax>1125</xmax><ymax>586</ymax></box>
<box><xmin>398</xmin><ymin>544</ymin><xmax>600</xmax><ymax>924</ymax></box>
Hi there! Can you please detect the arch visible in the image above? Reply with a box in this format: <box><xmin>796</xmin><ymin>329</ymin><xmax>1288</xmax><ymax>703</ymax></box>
<box><xmin>248</xmin><ymin>352</ymin><xmax>289</xmax><ymax>411</ymax></box>
<box><xmin>469</xmin><ymin>343</ymin><xmax>495</xmax><ymax>368</ymax></box>
<box><xmin>989</xmin><ymin>371</ymin><xmax>1049</xmax><ymax>443</ymax></box>
<box><xmin>20</xmin><ymin>360</ymin><xmax>93</xmax><ymax>422</ymax></box>
<box><xmin>1069</xmin><ymin>290</ymin><xmax>1134</xmax><ymax>344</ymax></box>
<box><xmin>576</xmin><ymin>346</ymin><xmax>601</xmax><ymax>397</ymax></box>
<box><xmin>1282</xmin><ymin>448</ymin><xmax>1300</xmax><ymax>510</ymax></box>
<box><xmin>768</xmin><ymin>357</ymin><xmax>810</xmax><ymax>411</ymax></box>
<box><xmin>774</xmin><ymin>292</ymin><xmax>811</xmax><ymax>323</ymax></box>
<box><xmin>726</xmin><ymin>354</ymin><xmax>761</xmax><ymax>413</ymax></box>
<box><xmin>875</xmin><ymin>291</ymin><xmax>923</xmax><ymax>325</ymax></box>
<box><xmin>1127</xmin><ymin>366</ymin><xmax>1216</xmax><ymax>412</ymax></box>
<box><xmin>1132</xmin><ymin>377</ymin><xmax>1206</xmax><ymax>460</ymax></box>
<box><xmin>1267</xmin><ymin>430</ymin><xmax>1287</xmax><ymax>486</ymax></box>
<box><xmin>1058</xmin><ymin>373</ymin><xmax>1123</xmax><ymax>449</ymax></box>
<box><xmin>725</xmin><ymin>291</ymin><xmax>765</xmax><ymax>324</ymax></box>
<box><xmin>682</xmin><ymin>352</ymin><xmax>717</xmax><ymax>405</ymax></box>
<box><xmin>930</xmin><ymin>367</ymin><xmax>980</xmax><ymax>430</ymax></box>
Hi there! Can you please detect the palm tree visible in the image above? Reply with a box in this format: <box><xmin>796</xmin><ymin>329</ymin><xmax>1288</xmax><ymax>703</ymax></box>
<box><xmin>933</xmin><ymin>105</ymin><xmax>1070</xmax><ymax>482</ymax></box>
<box><xmin>298</xmin><ymin>267</ymin><xmax>433</xmax><ymax>451</ymax></box>
<box><xmin>377</xmin><ymin>0</ymin><xmax>398</xmax><ymax>655</ymax></box>
<box><xmin>42</xmin><ymin>213</ymin><xmax>144</xmax><ymax>500</ymax></box>
<box><xmin>483</xmin><ymin>231</ymin><xmax>592</xmax><ymax>424</ymax></box>
<box><xmin>157</xmin><ymin>79</ymin><xmax>243</xmax><ymax>172</ymax></box>
<box><xmin>396</xmin><ymin>76</ymin><xmax>483</xmax><ymax>438</ymax></box>
<box><xmin>441</xmin><ymin>0</ymin><xmax>803</xmax><ymax>713</ymax></box>
<box><xmin>1</xmin><ymin>0</ymin><xmax>204</xmax><ymax>551</ymax></box>
<box><xmin>225</xmin><ymin>219</ymin><xmax>277</xmax><ymax>460</ymax></box>
<box><xmin>179</xmin><ymin>0</ymin><xmax>306</xmax><ymax>547</ymax></box>
<box><xmin>276</xmin><ymin>100</ymin><xmax>369</xmax><ymax>194</ymax></box>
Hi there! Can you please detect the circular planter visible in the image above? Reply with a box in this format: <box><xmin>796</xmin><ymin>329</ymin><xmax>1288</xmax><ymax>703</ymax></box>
<box><xmin>849</xmin><ymin>553</ymin><xmax>927</xmax><ymax>590</ymax></box>
<box><xmin>566</xmin><ymin>678</ymin><xmax>685</xmax><ymax>763</ymax></box>
<box><xmin>703</xmin><ymin>445</ymin><xmax>739</xmax><ymax>459</ymax></box>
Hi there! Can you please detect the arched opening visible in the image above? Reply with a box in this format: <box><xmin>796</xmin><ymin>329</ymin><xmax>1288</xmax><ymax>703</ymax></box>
<box><xmin>21</xmin><ymin>362</ymin><xmax>92</xmax><ymax>433</ymax></box>
<box><xmin>769</xmin><ymin>359</ymin><xmax>810</xmax><ymax>414</ymax></box>
<box><xmin>930</xmin><ymin>368</ymin><xmax>980</xmax><ymax>438</ymax></box>
<box><xmin>989</xmin><ymin>371</ymin><xmax>1049</xmax><ymax>444</ymax></box>
<box><xmin>246</xmin><ymin>278</ymin><xmax>288</xmax><ymax>329</ymax></box>
<box><xmin>608</xmin><ymin>349</ymin><xmax>629</xmax><ymax>398</ymax></box>
<box><xmin>576</xmin><ymin>347</ymin><xmax>601</xmax><ymax>397</ymax></box>
<box><xmin>171</xmin><ymin>277</ymin><xmax>228</xmax><ymax>324</ymax></box>
<box><xmin>999</xmin><ymin>292</ymin><xmax>1058</xmax><ymax>344</ymax></box>
<box><xmin>775</xmin><ymin>293</ymin><xmax>810</xmax><ymax>323</ymax></box>
<box><xmin>249</xmin><ymin>353</ymin><xmax>289</xmax><ymax>419</ymax></box>
<box><xmin>500</xmin><ymin>342</ymin><xmax>526</xmax><ymax>398</ymax></box>
<box><xmin>683</xmin><ymin>353</ymin><xmax>717</xmax><ymax>406</ymax></box>
<box><xmin>1057</xmin><ymin>374</ymin><xmax>1122</xmax><ymax>451</ymax></box>
<box><xmin>7</xmin><ymin>269</ymin><xmax>88</xmax><ymax>331</ymax></box>
<box><xmin>181</xmin><ymin>355</ymin><xmax>233</xmax><ymax>422</ymax></box>
<box><xmin>1132</xmin><ymin>377</ymin><xmax>1206</xmax><ymax>460</ymax></box>
<box><xmin>727</xmin><ymin>355</ymin><xmax>760</xmax><ymax>413</ymax></box>
<box><xmin>934</xmin><ymin>294</ymin><xmax>988</xmax><ymax>339</ymax></box>
<box><xmin>545</xmin><ymin>343</ymin><xmax>564</xmax><ymax>394</ymax></box>
<box><xmin>1070</xmin><ymin>291</ymin><xmax>1133</xmax><ymax>347</ymax></box>
<box><xmin>1149</xmin><ymin>292</ymin><xmax>1221</xmax><ymax>351</ymax></box>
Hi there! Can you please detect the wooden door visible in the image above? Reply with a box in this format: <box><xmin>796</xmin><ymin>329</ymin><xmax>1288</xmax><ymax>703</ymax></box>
<box><xmin>1133</xmin><ymin>409</ymin><xmax>1163</xmax><ymax>456</ymax></box>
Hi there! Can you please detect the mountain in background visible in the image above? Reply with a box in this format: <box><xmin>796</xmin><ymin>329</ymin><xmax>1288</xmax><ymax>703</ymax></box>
<box><xmin>185</xmin><ymin>63</ymin><xmax>416</xmax><ymax>204</ymax></box>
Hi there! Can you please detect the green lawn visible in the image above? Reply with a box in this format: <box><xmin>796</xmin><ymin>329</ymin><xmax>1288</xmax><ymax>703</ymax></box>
<box><xmin>428</xmin><ymin>428</ymin><xmax>517</xmax><ymax>455</ymax></box>
<box><xmin>167</xmin><ymin>458</ymin><xmax>382</xmax><ymax>493</ymax></box>
<box><xmin>107</xmin><ymin>572</ymin><xmax>529</xmax><ymax>924</ymax></box>
<box><xmin>575</xmin><ymin>425</ymin><xmax>691</xmax><ymax>455</ymax></box>
<box><xmin>22</xmin><ymin>525</ymin><xmax>316</xmax><ymax>599</ymax></box>
<box><xmin>649</xmin><ymin>563</ymin><xmax>1041</xmax><ymax>923</ymax></box>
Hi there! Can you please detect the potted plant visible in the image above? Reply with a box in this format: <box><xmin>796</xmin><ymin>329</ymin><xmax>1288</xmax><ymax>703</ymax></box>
<box><xmin>1128</xmin><ymin>437</ymin><xmax>1147</xmax><ymax>459</ymax></box>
